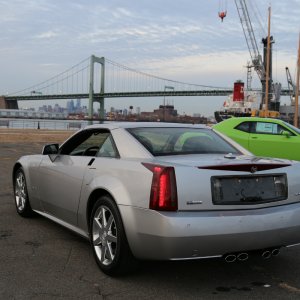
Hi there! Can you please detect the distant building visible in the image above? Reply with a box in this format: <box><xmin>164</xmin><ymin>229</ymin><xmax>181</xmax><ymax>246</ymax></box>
<box><xmin>67</xmin><ymin>100</ymin><xmax>75</xmax><ymax>113</ymax></box>
<box><xmin>153</xmin><ymin>105</ymin><xmax>178</xmax><ymax>121</ymax></box>
<box><xmin>76</xmin><ymin>99</ymin><xmax>81</xmax><ymax>112</ymax></box>
<box><xmin>138</xmin><ymin>104</ymin><xmax>207</xmax><ymax>124</ymax></box>
<box><xmin>280</xmin><ymin>104</ymin><xmax>300</xmax><ymax>124</ymax></box>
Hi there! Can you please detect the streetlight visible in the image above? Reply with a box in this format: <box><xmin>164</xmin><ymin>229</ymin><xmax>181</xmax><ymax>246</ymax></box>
<box><xmin>163</xmin><ymin>85</ymin><xmax>174</xmax><ymax>122</ymax></box>
<box><xmin>30</xmin><ymin>91</ymin><xmax>43</xmax><ymax>96</ymax></box>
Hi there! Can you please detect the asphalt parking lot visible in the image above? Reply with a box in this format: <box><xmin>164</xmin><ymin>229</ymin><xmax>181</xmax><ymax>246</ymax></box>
<box><xmin>1</xmin><ymin>141</ymin><xmax>300</xmax><ymax>299</ymax></box>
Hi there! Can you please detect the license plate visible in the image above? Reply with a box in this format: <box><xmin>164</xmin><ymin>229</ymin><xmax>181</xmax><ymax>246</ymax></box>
<box><xmin>211</xmin><ymin>174</ymin><xmax>287</xmax><ymax>205</ymax></box>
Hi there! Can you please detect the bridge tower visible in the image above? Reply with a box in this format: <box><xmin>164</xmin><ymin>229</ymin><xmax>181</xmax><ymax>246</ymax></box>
<box><xmin>0</xmin><ymin>96</ymin><xmax>18</xmax><ymax>109</ymax></box>
<box><xmin>89</xmin><ymin>55</ymin><xmax>105</xmax><ymax>122</ymax></box>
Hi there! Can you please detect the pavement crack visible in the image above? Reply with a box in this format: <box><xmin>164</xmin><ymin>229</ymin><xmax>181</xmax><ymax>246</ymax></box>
<box><xmin>62</xmin><ymin>246</ymin><xmax>73</xmax><ymax>273</ymax></box>
<box><xmin>94</xmin><ymin>283</ymin><xmax>106</xmax><ymax>298</ymax></box>
<box><xmin>24</xmin><ymin>240</ymin><xmax>41</xmax><ymax>256</ymax></box>
<box><xmin>279</xmin><ymin>282</ymin><xmax>300</xmax><ymax>294</ymax></box>
<box><xmin>0</xmin><ymin>230</ymin><xmax>13</xmax><ymax>240</ymax></box>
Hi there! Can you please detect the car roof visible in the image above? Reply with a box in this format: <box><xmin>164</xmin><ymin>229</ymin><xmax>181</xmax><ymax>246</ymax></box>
<box><xmin>213</xmin><ymin>117</ymin><xmax>287</xmax><ymax>128</ymax></box>
<box><xmin>223</xmin><ymin>117</ymin><xmax>284</xmax><ymax>123</ymax></box>
<box><xmin>85</xmin><ymin>122</ymin><xmax>210</xmax><ymax>130</ymax></box>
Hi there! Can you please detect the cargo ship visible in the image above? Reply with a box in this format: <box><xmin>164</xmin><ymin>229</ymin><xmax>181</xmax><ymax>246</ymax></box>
<box><xmin>214</xmin><ymin>80</ymin><xmax>259</xmax><ymax>122</ymax></box>
<box><xmin>214</xmin><ymin>80</ymin><xmax>281</xmax><ymax>123</ymax></box>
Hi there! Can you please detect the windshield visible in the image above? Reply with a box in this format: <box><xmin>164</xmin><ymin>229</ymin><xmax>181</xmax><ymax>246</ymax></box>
<box><xmin>283</xmin><ymin>121</ymin><xmax>300</xmax><ymax>135</ymax></box>
<box><xmin>127</xmin><ymin>127</ymin><xmax>241</xmax><ymax>156</ymax></box>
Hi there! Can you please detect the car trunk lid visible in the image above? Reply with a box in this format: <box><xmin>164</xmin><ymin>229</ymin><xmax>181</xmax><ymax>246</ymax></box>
<box><xmin>155</xmin><ymin>154</ymin><xmax>296</xmax><ymax>211</ymax></box>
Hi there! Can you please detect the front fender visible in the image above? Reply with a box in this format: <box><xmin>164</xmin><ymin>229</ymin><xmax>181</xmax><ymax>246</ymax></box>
<box><xmin>12</xmin><ymin>155</ymin><xmax>43</xmax><ymax>211</ymax></box>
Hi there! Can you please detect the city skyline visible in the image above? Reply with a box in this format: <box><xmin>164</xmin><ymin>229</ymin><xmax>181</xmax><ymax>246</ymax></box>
<box><xmin>26</xmin><ymin>99</ymin><xmax>207</xmax><ymax>118</ymax></box>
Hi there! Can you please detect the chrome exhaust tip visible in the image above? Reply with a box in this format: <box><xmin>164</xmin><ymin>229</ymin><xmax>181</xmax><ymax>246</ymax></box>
<box><xmin>262</xmin><ymin>250</ymin><xmax>271</xmax><ymax>259</ymax></box>
<box><xmin>271</xmin><ymin>248</ymin><xmax>280</xmax><ymax>256</ymax></box>
<box><xmin>237</xmin><ymin>252</ymin><xmax>249</xmax><ymax>261</ymax></box>
<box><xmin>224</xmin><ymin>254</ymin><xmax>237</xmax><ymax>263</ymax></box>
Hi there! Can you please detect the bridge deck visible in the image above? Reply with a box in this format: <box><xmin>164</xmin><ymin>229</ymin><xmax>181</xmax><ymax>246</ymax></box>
<box><xmin>4</xmin><ymin>89</ymin><xmax>291</xmax><ymax>101</ymax></box>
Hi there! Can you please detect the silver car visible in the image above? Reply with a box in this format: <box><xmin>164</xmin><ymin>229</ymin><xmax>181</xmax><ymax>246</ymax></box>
<box><xmin>13</xmin><ymin>122</ymin><xmax>300</xmax><ymax>275</ymax></box>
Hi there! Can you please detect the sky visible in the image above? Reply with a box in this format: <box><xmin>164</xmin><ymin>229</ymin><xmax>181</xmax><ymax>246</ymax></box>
<box><xmin>0</xmin><ymin>0</ymin><xmax>299</xmax><ymax>116</ymax></box>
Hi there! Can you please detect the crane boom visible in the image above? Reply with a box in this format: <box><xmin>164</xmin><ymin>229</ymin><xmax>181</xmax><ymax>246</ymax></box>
<box><xmin>286</xmin><ymin>67</ymin><xmax>296</xmax><ymax>105</ymax></box>
<box><xmin>234</xmin><ymin>0</ymin><xmax>282</xmax><ymax>112</ymax></box>
<box><xmin>234</xmin><ymin>0</ymin><xmax>265</xmax><ymax>81</ymax></box>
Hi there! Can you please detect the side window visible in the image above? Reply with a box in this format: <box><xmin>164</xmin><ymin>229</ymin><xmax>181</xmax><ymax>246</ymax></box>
<box><xmin>235</xmin><ymin>122</ymin><xmax>250</xmax><ymax>133</ymax></box>
<box><xmin>60</xmin><ymin>129</ymin><xmax>117</xmax><ymax>157</ymax></box>
<box><xmin>277</xmin><ymin>124</ymin><xmax>294</xmax><ymax>136</ymax></box>
<box><xmin>97</xmin><ymin>135</ymin><xmax>118</xmax><ymax>158</ymax></box>
<box><xmin>69</xmin><ymin>133</ymin><xmax>101</xmax><ymax>156</ymax></box>
<box><xmin>254</xmin><ymin>122</ymin><xmax>291</xmax><ymax>135</ymax></box>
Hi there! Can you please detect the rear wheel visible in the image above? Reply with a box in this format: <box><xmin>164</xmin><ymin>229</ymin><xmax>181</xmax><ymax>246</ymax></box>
<box><xmin>90</xmin><ymin>196</ymin><xmax>137</xmax><ymax>276</ymax></box>
<box><xmin>14</xmin><ymin>168</ymin><xmax>34</xmax><ymax>217</ymax></box>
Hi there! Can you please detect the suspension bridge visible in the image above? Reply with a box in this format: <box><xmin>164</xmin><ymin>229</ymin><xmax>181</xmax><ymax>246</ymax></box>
<box><xmin>2</xmin><ymin>55</ymin><xmax>290</xmax><ymax>119</ymax></box>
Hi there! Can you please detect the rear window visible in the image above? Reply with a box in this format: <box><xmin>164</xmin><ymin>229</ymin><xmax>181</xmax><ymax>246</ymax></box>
<box><xmin>127</xmin><ymin>127</ymin><xmax>241</xmax><ymax>156</ymax></box>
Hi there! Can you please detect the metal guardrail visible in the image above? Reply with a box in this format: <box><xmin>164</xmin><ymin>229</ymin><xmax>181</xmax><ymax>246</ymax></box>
<box><xmin>0</xmin><ymin>118</ymin><xmax>87</xmax><ymax>130</ymax></box>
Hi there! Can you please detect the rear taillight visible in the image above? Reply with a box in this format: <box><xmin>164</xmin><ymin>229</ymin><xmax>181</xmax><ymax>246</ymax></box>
<box><xmin>143</xmin><ymin>163</ymin><xmax>178</xmax><ymax>211</ymax></box>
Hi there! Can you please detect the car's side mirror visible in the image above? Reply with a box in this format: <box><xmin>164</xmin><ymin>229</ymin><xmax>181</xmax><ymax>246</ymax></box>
<box><xmin>281</xmin><ymin>131</ymin><xmax>291</xmax><ymax>138</ymax></box>
<box><xmin>42</xmin><ymin>144</ymin><xmax>59</xmax><ymax>155</ymax></box>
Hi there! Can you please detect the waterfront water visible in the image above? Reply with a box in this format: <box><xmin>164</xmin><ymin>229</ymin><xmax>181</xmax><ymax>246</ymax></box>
<box><xmin>0</xmin><ymin>118</ymin><xmax>91</xmax><ymax>130</ymax></box>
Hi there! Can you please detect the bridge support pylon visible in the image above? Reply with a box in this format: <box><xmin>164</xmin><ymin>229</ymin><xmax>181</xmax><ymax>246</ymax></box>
<box><xmin>0</xmin><ymin>96</ymin><xmax>18</xmax><ymax>109</ymax></box>
<box><xmin>88</xmin><ymin>55</ymin><xmax>105</xmax><ymax>124</ymax></box>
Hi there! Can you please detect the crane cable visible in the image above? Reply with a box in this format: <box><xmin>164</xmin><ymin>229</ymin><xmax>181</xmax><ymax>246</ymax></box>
<box><xmin>218</xmin><ymin>0</ymin><xmax>227</xmax><ymax>12</ymax></box>
<box><xmin>248</xmin><ymin>0</ymin><xmax>267</xmax><ymax>38</ymax></box>
<box><xmin>218</xmin><ymin>0</ymin><xmax>227</xmax><ymax>21</ymax></box>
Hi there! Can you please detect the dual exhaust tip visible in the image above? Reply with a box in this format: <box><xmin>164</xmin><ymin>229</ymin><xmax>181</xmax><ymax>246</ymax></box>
<box><xmin>224</xmin><ymin>252</ymin><xmax>248</xmax><ymax>263</ymax></box>
<box><xmin>224</xmin><ymin>248</ymin><xmax>280</xmax><ymax>263</ymax></box>
<box><xmin>261</xmin><ymin>248</ymin><xmax>280</xmax><ymax>259</ymax></box>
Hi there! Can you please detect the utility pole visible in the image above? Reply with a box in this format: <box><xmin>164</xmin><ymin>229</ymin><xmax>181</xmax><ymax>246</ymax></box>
<box><xmin>264</xmin><ymin>6</ymin><xmax>271</xmax><ymax>116</ymax></box>
<box><xmin>294</xmin><ymin>33</ymin><xmax>300</xmax><ymax>127</ymax></box>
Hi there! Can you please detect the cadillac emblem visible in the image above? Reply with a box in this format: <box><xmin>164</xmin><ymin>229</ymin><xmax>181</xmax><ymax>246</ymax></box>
<box><xmin>250</xmin><ymin>166</ymin><xmax>258</xmax><ymax>173</ymax></box>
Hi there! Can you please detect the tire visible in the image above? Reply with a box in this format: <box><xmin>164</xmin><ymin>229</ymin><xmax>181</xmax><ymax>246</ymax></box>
<box><xmin>90</xmin><ymin>195</ymin><xmax>138</xmax><ymax>276</ymax></box>
<box><xmin>14</xmin><ymin>168</ymin><xmax>35</xmax><ymax>218</ymax></box>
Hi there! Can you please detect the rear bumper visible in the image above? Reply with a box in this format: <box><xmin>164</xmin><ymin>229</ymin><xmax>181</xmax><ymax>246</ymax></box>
<box><xmin>119</xmin><ymin>202</ymin><xmax>300</xmax><ymax>260</ymax></box>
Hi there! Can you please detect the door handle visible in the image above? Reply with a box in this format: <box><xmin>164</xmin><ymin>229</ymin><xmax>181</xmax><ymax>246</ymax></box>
<box><xmin>251</xmin><ymin>136</ymin><xmax>258</xmax><ymax>139</ymax></box>
<box><xmin>88</xmin><ymin>158</ymin><xmax>95</xmax><ymax>166</ymax></box>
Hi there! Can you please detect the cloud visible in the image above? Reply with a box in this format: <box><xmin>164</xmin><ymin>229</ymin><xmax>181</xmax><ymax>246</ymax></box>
<box><xmin>34</xmin><ymin>31</ymin><xmax>59</xmax><ymax>39</ymax></box>
<box><xmin>39</xmin><ymin>63</ymin><xmax>60</xmax><ymax>67</ymax></box>
<box><xmin>112</xmin><ymin>7</ymin><xmax>133</xmax><ymax>18</ymax></box>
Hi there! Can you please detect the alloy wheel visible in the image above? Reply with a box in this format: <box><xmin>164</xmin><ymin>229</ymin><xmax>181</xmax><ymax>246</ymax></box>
<box><xmin>92</xmin><ymin>205</ymin><xmax>118</xmax><ymax>266</ymax></box>
<box><xmin>15</xmin><ymin>171</ymin><xmax>27</xmax><ymax>212</ymax></box>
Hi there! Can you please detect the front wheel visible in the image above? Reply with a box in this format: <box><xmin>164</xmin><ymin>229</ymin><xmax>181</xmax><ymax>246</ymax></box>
<box><xmin>90</xmin><ymin>196</ymin><xmax>137</xmax><ymax>276</ymax></box>
<box><xmin>14</xmin><ymin>168</ymin><xmax>34</xmax><ymax>217</ymax></box>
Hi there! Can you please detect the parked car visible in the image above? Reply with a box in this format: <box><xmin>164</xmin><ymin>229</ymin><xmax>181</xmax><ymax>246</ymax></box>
<box><xmin>213</xmin><ymin>117</ymin><xmax>300</xmax><ymax>161</ymax></box>
<box><xmin>13</xmin><ymin>122</ymin><xmax>300</xmax><ymax>275</ymax></box>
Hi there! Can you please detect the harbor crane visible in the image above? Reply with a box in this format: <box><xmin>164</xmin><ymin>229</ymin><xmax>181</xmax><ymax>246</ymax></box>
<box><xmin>234</xmin><ymin>0</ymin><xmax>281</xmax><ymax>112</ymax></box>
<box><xmin>285</xmin><ymin>67</ymin><xmax>296</xmax><ymax>105</ymax></box>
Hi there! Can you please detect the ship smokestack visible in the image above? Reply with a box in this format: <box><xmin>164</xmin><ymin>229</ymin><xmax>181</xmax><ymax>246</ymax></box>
<box><xmin>233</xmin><ymin>80</ymin><xmax>245</xmax><ymax>102</ymax></box>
